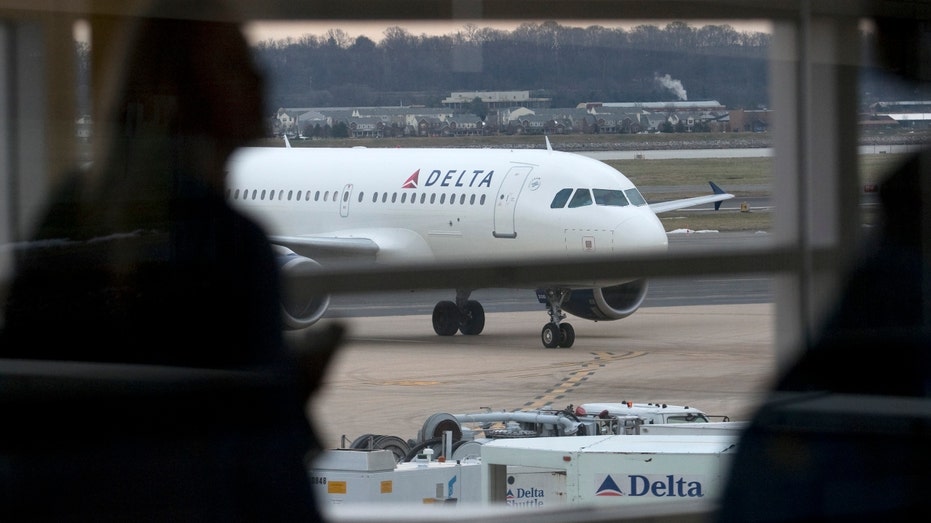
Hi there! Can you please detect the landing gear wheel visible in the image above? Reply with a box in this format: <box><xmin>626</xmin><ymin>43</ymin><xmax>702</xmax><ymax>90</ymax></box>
<box><xmin>459</xmin><ymin>300</ymin><xmax>485</xmax><ymax>335</ymax></box>
<box><xmin>542</xmin><ymin>323</ymin><xmax>560</xmax><ymax>348</ymax></box>
<box><xmin>559</xmin><ymin>323</ymin><xmax>575</xmax><ymax>348</ymax></box>
<box><xmin>432</xmin><ymin>301</ymin><xmax>459</xmax><ymax>336</ymax></box>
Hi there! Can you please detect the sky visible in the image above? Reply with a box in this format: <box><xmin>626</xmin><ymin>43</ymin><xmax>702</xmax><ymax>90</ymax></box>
<box><xmin>72</xmin><ymin>18</ymin><xmax>772</xmax><ymax>47</ymax></box>
<box><xmin>243</xmin><ymin>19</ymin><xmax>772</xmax><ymax>45</ymax></box>
<box><xmin>72</xmin><ymin>18</ymin><xmax>771</xmax><ymax>46</ymax></box>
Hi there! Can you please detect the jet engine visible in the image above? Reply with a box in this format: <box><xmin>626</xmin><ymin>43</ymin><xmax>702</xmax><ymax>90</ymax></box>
<box><xmin>275</xmin><ymin>247</ymin><xmax>330</xmax><ymax>330</ymax></box>
<box><xmin>561</xmin><ymin>279</ymin><xmax>649</xmax><ymax>321</ymax></box>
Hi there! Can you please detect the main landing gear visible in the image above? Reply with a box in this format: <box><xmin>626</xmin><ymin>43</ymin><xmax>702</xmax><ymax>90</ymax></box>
<box><xmin>432</xmin><ymin>289</ymin><xmax>485</xmax><ymax>336</ymax></box>
<box><xmin>431</xmin><ymin>288</ymin><xmax>575</xmax><ymax>349</ymax></box>
<box><xmin>538</xmin><ymin>288</ymin><xmax>575</xmax><ymax>349</ymax></box>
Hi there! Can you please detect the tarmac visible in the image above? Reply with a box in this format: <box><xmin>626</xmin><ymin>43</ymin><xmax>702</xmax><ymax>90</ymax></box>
<box><xmin>304</xmin><ymin>303</ymin><xmax>775</xmax><ymax>450</ymax></box>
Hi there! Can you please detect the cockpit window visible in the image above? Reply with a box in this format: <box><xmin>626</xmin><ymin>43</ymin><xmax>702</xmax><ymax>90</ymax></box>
<box><xmin>624</xmin><ymin>188</ymin><xmax>647</xmax><ymax>206</ymax></box>
<box><xmin>593</xmin><ymin>189</ymin><xmax>629</xmax><ymax>206</ymax></box>
<box><xmin>567</xmin><ymin>189</ymin><xmax>593</xmax><ymax>208</ymax></box>
<box><xmin>550</xmin><ymin>188</ymin><xmax>573</xmax><ymax>208</ymax></box>
<box><xmin>555</xmin><ymin>187</ymin><xmax>643</xmax><ymax>209</ymax></box>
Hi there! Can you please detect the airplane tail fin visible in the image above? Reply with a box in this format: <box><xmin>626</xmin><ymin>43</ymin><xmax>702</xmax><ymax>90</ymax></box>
<box><xmin>710</xmin><ymin>181</ymin><xmax>726</xmax><ymax>210</ymax></box>
<box><xmin>545</xmin><ymin>136</ymin><xmax>553</xmax><ymax>151</ymax></box>
<box><xmin>284</xmin><ymin>134</ymin><xmax>292</xmax><ymax>148</ymax></box>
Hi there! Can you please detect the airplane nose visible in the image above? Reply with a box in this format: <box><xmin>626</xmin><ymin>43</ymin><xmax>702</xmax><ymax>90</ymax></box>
<box><xmin>616</xmin><ymin>211</ymin><xmax>668</xmax><ymax>253</ymax></box>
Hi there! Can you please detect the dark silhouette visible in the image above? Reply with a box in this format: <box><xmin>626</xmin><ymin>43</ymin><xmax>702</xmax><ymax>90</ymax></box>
<box><xmin>0</xmin><ymin>1</ymin><xmax>339</xmax><ymax>520</ymax></box>
<box><xmin>716</xmin><ymin>16</ymin><xmax>930</xmax><ymax>523</ymax></box>
<box><xmin>770</xmin><ymin>150</ymin><xmax>930</xmax><ymax>396</ymax></box>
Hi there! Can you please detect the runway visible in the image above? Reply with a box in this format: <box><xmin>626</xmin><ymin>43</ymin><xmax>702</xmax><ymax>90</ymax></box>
<box><xmin>304</xmin><ymin>302</ymin><xmax>775</xmax><ymax>450</ymax></box>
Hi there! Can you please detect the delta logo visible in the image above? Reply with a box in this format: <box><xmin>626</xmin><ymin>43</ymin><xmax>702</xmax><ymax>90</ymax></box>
<box><xmin>594</xmin><ymin>474</ymin><xmax>625</xmax><ymax>496</ymax></box>
<box><xmin>595</xmin><ymin>474</ymin><xmax>706</xmax><ymax>498</ymax></box>
<box><xmin>401</xmin><ymin>168</ymin><xmax>494</xmax><ymax>189</ymax></box>
<box><xmin>401</xmin><ymin>169</ymin><xmax>419</xmax><ymax>189</ymax></box>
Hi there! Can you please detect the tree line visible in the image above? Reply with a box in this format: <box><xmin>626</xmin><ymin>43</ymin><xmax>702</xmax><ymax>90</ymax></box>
<box><xmin>253</xmin><ymin>21</ymin><xmax>774</xmax><ymax>111</ymax></box>
<box><xmin>73</xmin><ymin>20</ymin><xmax>919</xmax><ymax>119</ymax></box>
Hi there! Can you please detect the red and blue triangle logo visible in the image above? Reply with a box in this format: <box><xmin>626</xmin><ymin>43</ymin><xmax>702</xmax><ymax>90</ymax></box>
<box><xmin>401</xmin><ymin>169</ymin><xmax>419</xmax><ymax>189</ymax></box>
<box><xmin>595</xmin><ymin>475</ymin><xmax>624</xmax><ymax>496</ymax></box>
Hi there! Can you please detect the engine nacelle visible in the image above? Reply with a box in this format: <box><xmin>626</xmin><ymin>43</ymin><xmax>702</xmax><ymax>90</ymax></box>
<box><xmin>275</xmin><ymin>247</ymin><xmax>330</xmax><ymax>330</ymax></box>
<box><xmin>561</xmin><ymin>279</ymin><xmax>649</xmax><ymax>321</ymax></box>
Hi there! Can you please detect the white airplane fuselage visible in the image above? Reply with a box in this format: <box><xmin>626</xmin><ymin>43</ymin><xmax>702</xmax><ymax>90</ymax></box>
<box><xmin>225</xmin><ymin>145</ymin><xmax>730</xmax><ymax>348</ymax></box>
<box><xmin>227</xmin><ymin>146</ymin><xmax>667</xmax><ymax>284</ymax></box>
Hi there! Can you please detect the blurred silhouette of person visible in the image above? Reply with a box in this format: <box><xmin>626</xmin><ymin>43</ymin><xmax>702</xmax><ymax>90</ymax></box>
<box><xmin>717</xmin><ymin>16</ymin><xmax>929</xmax><ymax>523</ymax></box>
<box><xmin>0</xmin><ymin>1</ymin><xmax>338</xmax><ymax>520</ymax></box>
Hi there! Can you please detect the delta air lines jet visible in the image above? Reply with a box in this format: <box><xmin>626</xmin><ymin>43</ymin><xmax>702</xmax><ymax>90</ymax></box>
<box><xmin>225</xmin><ymin>139</ymin><xmax>732</xmax><ymax>348</ymax></box>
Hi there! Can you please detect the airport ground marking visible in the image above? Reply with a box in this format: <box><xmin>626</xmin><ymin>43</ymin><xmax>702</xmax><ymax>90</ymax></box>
<box><xmin>520</xmin><ymin>351</ymin><xmax>647</xmax><ymax>410</ymax></box>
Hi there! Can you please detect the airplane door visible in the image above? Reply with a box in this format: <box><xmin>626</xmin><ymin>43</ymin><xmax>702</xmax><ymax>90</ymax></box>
<box><xmin>493</xmin><ymin>165</ymin><xmax>532</xmax><ymax>238</ymax></box>
<box><xmin>340</xmin><ymin>183</ymin><xmax>353</xmax><ymax>217</ymax></box>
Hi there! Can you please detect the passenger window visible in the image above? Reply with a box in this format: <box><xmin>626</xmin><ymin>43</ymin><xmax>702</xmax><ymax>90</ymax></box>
<box><xmin>550</xmin><ymin>188</ymin><xmax>573</xmax><ymax>208</ymax></box>
<box><xmin>567</xmin><ymin>189</ymin><xmax>593</xmax><ymax>208</ymax></box>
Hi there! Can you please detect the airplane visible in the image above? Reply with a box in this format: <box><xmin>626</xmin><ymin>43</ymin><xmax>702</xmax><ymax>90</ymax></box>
<box><xmin>225</xmin><ymin>137</ymin><xmax>733</xmax><ymax>348</ymax></box>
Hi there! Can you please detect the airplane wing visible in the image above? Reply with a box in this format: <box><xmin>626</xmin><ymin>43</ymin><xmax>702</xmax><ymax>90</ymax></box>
<box><xmin>268</xmin><ymin>235</ymin><xmax>378</xmax><ymax>260</ymax></box>
<box><xmin>649</xmin><ymin>181</ymin><xmax>734</xmax><ymax>214</ymax></box>
<box><xmin>269</xmin><ymin>228</ymin><xmax>433</xmax><ymax>264</ymax></box>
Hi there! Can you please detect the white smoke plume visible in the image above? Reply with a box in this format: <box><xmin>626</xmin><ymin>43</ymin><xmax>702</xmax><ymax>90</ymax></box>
<box><xmin>655</xmin><ymin>74</ymin><xmax>687</xmax><ymax>101</ymax></box>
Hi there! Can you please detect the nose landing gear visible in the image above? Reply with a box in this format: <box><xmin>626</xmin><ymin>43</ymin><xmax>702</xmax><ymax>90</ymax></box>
<box><xmin>538</xmin><ymin>288</ymin><xmax>575</xmax><ymax>349</ymax></box>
